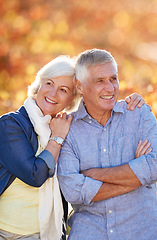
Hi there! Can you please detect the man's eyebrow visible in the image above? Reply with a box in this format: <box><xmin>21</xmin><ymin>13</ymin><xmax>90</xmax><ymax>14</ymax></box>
<box><xmin>112</xmin><ymin>74</ymin><xmax>118</xmax><ymax>77</ymax></box>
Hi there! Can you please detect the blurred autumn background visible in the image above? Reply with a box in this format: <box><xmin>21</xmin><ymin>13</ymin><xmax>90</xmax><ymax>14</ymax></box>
<box><xmin>0</xmin><ymin>0</ymin><xmax>157</xmax><ymax>116</ymax></box>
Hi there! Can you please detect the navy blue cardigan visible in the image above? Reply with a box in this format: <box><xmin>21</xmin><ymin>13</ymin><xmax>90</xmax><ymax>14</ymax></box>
<box><xmin>0</xmin><ymin>106</ymin><xmax>68</xmax><ymax>238</ymax></box>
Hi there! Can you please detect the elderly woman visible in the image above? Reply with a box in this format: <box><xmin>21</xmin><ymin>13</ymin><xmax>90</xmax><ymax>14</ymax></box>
<box><xmin>0</xmin><ymin>55</ymin><xmax>77</xmax><ymax>240</ymax></box>
<box><xmin>0</xmin><ymin>54</ymin><xmax>145</xmax><ymax>240</ymax></box>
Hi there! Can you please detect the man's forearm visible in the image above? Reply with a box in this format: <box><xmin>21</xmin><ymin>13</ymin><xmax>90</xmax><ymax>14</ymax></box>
<box><xmin>83</xmin><ymin>163</ymin><xmax>142</xmax><ymax>188</ymax></box>
<box><xmin>92</xmin><ymin>181</ymin><xmax>136</xmax><ymax>202</ymax></box>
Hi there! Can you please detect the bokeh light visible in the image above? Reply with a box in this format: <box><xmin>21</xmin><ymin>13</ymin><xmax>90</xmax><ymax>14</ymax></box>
<box><xmin>0</xmin><ymin>0</ymin><xmax>157</xmax><ymax>116</ymax></box>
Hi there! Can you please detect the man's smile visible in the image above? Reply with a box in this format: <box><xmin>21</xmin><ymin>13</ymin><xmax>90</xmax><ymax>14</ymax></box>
<box><xmin>100</xmin><ymin>95</ymin><xmax>114</xmax><ymax>100</ymax></box>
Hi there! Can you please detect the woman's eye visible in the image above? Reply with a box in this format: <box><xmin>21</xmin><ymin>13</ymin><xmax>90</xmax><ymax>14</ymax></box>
<box><xmin>46</xmin><ymin>81</ymin><xmax>52</xmax><ymax>85</ymax></box>
<box><xmin>61</xmin><ymin>88</ymin><xmax>67</xmax><ymax>93</ymax></box>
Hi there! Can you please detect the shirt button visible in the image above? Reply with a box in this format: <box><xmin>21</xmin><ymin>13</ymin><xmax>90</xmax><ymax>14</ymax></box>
<box><xmin>109</xmin><ymin>210</ymin><xmax>112</xmax><ymax>213</ymax></box>
<box><xmin>103</xmin><ymin>149</ymin><xmax>107</xmax><ymax>152</ymax></box>
<box><xmin>110</xmin><ymin>230</ymin><xmax>113</xmax><ymax>233</ymax></box>
<box><xmin>104</xmin><ymin>128</ymin><xmax>106</xmax><ymax>131</ymax></box>
<box><xmin>89</xmin><ymin>121</ymin><xmax>92</xmax><ymax>124</ymax></box>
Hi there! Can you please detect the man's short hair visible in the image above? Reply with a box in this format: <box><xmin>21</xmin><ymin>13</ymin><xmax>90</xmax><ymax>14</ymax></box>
<box><xmin>75</xmin><ymin>48</ymin><xmax>117</xmax><ymax>83</ymax></box>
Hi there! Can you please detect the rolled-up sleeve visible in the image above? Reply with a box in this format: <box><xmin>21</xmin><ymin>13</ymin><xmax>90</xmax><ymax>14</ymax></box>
<box><xmin>57</xmin><ymin>140</ymin><xmax>102</xmax><ymax>205</ymax></box>
<box><xmin>38</xmin><ymin>150</ymin><xmax>55</xmax><ymax>177</ymax></box>
<box><xmin>129</xmin><ymin>106</ymin><xmax>157</xmax><ymax>186</ymax></box>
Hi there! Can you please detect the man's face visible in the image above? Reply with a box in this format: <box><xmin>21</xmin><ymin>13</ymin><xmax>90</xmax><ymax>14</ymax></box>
<box><xmin>76</xmin><ymin>62</ymin><xmax>119</xmax><ymax>120</ymax></box>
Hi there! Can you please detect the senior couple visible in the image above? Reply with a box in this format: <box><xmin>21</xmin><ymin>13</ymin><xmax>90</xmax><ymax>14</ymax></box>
<box><xmin>0</xmin><ymin>49</ymin><xmax>157</xmax><ymax>240</ymax></box>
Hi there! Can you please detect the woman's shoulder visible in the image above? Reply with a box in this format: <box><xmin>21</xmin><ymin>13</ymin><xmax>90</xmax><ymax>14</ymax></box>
<box><xmin>0</xmin><ymin>106</ymin><xmax>38</xmax><ymax>150</ymax></box>
<box><xmin>0</xmin><ymin>106</ymin><xmax>32</xmax><ymax>127</ymax></box>
<box><xmin>0</xmin><ymin>106</ymin><xmax>36</xmax><ymax>138</ymax></box>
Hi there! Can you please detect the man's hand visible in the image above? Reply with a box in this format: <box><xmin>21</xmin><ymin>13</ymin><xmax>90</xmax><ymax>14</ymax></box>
<box><xmin>82</xmin><ymin>164</ymin><xmax>142</xmax><ymax>202</ymax></box>
<box><xmin>82</xmin><ymin>168</ymin><xmax>103</xmax><ymax>181</ymax></box>
<box><xmin>136</xmin><ymin>139</ymin><xmax>152</xmax><ymax>158</ymax></box>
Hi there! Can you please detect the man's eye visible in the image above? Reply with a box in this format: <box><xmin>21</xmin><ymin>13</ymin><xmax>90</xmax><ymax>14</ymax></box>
<box><xmin>97</xmin><ymin>79</ymin><xmax>103</xmax><ymax>83</ymax></box>
<box><xmin>112</xmin><ymin>77</ymin><xmax>118</xmax><ymax>81</ymax></box>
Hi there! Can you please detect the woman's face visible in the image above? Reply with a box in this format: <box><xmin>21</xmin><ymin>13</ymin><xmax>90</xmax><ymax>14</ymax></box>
<box><xmin>36</xmin><ymin>76</ymin><xmax>74</xmax><ymax>117</ymax></box>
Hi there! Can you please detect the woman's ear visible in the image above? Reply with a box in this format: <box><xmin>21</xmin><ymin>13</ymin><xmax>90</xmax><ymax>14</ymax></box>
<box><xmin>75</xmin><ymin>79</ymin><xmax>82</xmax><ymax>94</ymax></box>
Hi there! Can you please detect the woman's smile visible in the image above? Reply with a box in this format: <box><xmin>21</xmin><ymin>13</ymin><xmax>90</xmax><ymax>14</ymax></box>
<box><xmin>45</xmin><ymin>97</ymin><xmax>57</xmax><ymax>104</ymax></box>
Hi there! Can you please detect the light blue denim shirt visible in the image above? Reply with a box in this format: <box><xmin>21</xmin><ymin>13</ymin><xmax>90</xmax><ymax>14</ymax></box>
<box><xmin>58</xmin><ymin>100</ymin><xmax>157</xmax><ymax>240</ymax></box>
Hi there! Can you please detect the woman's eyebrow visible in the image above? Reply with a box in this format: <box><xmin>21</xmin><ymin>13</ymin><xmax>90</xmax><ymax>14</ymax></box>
<box><xmin>61</xmin><ymin>85</ymin><xmax>70</xmax><ymax>90</ymax></box>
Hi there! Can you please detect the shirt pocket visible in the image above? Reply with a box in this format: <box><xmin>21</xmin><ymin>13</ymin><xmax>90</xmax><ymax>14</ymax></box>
<box><xmin>112</xmin><ymin>133</ymin><xmax>137</xmax><ymax>165</ymax></box>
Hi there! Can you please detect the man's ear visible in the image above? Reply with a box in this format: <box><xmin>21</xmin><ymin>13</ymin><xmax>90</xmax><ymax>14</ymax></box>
<box><xmin>75</xmin><ymin>79</ymin><xmax>83</xmax><ymax>94</ymax></box>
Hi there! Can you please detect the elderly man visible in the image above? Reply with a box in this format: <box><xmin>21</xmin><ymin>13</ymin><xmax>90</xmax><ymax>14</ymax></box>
<box><xmin>57</xmin><ymin>49</ymin><xmax>157</xmax><ymax>240</ymax></box>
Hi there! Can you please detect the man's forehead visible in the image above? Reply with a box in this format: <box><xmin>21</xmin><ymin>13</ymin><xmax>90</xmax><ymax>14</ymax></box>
<box><xmin>88</xmin><ymin>62</ymin><xmax>117</xmax><ymax>76</ymax></box>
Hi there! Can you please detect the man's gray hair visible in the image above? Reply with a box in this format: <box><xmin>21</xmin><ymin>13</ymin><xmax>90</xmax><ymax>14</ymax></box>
<box><xmin>75</xmin><ymin>48</ymin><xmax>117</xmax><ymax>83</ymax></box>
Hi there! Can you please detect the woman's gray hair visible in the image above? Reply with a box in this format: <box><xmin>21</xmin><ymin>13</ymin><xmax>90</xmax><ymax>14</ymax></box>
<box><xmin>75</xmin><ymin>48</ymin><xmax>118</xmax><ymax>83</ymax></box>
<box><xmin>28</xmin><ymin>55</ymin><xmax>80</xmax><ymax>111</ymax></box>
<box><xmin>28</xmin><ymin>55</ymin><xmax>75</xmax><ymax>97</ymax></box>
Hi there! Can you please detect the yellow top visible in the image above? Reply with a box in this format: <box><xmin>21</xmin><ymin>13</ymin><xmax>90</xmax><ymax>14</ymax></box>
<box><xmin>0</xmin><ymin>141</ymin><xmax>42</xmax><ymax>235</ymax></box>
<box><xmin>0</xmin><ymin>177</ymin><xmax>40</xmax><ymax>235</ymax></box>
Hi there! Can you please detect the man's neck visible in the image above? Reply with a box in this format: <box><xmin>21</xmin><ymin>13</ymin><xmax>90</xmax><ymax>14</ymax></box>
<box><xmin>85</xmin><ymin>106</ymin><xmax>111</xmax><ymax>126</ymax></box>
<box><xmin>98</xmin><ymin>111</ymin><xmax>111</xmax><ymax>126</ymax></box>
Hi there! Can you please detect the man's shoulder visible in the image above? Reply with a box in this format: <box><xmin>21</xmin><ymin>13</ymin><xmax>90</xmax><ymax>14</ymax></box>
<box><xmin>116</xmin><ymin>100</ymin><xmax>150</xmax><ymax>115</ymax></box>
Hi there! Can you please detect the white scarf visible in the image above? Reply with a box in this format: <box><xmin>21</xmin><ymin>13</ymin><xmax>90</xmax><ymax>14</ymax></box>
<box><xmin>24</xmin><ymin>97</ymin><xmax>64</xmax><ymax>240</ymax></box>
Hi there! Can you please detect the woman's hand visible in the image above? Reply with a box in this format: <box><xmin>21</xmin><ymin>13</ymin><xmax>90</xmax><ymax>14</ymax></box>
<box><xmin>136</xmin><ymin>139</ymin><xmax>152</xmax><ymax>158</ymax></box>
<box><xmin>49</xmin><ymin>112</ymin><xmax>73</xmax><ymax>140</ymax></box>
<box><xmin>125</xmin><ymin>93</ymin><xmax>152</xmax><ymax>111</ymax></box>
<box><xmin>46</xmin><ymin>113</ymin><xmax>73</xmax><ymax>164</ymax></box>
<box><xmin>125</xmin><ymin>93</ymin><xmax>145</xmax><ymax>110</ymax></box>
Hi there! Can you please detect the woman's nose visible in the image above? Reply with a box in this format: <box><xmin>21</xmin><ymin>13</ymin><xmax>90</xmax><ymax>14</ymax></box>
<box><xmin>49</xmin><ymin>87</ymin><xmax>58</xmax><ymax>97</ymax></box>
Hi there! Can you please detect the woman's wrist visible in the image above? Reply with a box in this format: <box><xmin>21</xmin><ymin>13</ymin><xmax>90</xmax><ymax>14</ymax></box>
<box><xmin>49</xmin><ymin>136</ymin><xmax>64</xmax><ymax>146</ymax></box>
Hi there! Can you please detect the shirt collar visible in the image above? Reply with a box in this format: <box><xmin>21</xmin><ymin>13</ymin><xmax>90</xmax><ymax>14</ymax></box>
<box><xmin>74</xmin><ymin>99</ymin><xmax>89</xmax><ymax>120</ymax></box>
<box><xmin>112</xmin><ymin>100</ymin><xmax>125</xmax><ymax>114</ymax></box>
<box><xmin>74</xmin><ymin>99</ymin><xmax>125</xmax><ymax>121</ymax></box>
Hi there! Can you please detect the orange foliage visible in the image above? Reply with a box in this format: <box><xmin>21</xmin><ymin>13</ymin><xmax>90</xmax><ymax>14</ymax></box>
<box><xmin>0</xmin><ymin>0</ymin><xmax>157</xmax><ymax>117</ymax></box>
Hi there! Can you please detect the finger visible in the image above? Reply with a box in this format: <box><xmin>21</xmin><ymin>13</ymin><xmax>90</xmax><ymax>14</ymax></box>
<box><xmin>126</xmin><ymin>102</ymin><xmax>132</xmax><ymax>110</ymax></box>
<box><xmin>55</xmin><ymin>113</ymin><xmax>61</xmax><ymax>118</ymax></box>
<box><xmin>125</xmin><ymin>96</ymin><xmax>131</xmax><ymax>104</ymax></box>
<box><xmin>139</xmin><ymin>142</ymin><xmax>151</xmax><ymax>155</ymax></box>
<box><xmin>137</xmin><ymin>140</ymin><xmax>151</xmax><ymax>156</ymax></box>
<box><xmin>129</xmin><ymin>95</ymin><xmax>142</xmax><ymax>111</ymax></box>
<box><xmin>136</xmin><ymin>140</ymin><xmax>143</xmax><ymax>150</ymax></box>
<box><xmin>136</xmin><ymin>139</ymin><xmax>148</xmax><ymax>157</ymax></box>
<box><xmin>137</xmin><ymin>99</ymin><xmax>145</xmax><ymax>108</ymax></box>
<box><xmin>126</xmin><ymin>93</ymin><xmax>137</xmax><ymax>110</ymax></box>
<box><xmin>138</xmin><ymin>139</ymin><xmax>149</xmax><ymax>151</ymax></box>
<box><xmin>145</xmin><ymin>148</ymin><xmax>152</xmax><ymax>155</ymax></box>
<box><xmin>129</xmin><ymin>93</ymin><xmax>137</xmax><ymax>100</ymax></box>
<box><xmin>68</xmin><ymin>114</ymin><xmax>73</xmax><ymax>123</ymax></box>
<box><xmin>62</xmin><ymin>112</ymin><xmax>67</xmax><ymax>119</ymax></box>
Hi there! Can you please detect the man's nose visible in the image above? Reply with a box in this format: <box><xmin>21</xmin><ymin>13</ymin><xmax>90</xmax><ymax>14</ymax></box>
<box><xmin>104</xmin><ymin>79</ymin><xmax>114</xmax><ymax>92</ymax></box>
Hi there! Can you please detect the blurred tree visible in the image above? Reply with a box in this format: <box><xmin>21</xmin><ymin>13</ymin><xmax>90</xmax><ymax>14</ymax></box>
<box><xmin>0</xmin><ymin>0</ymin><xmax>157</xmax><ymax>116</ymax></box>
